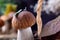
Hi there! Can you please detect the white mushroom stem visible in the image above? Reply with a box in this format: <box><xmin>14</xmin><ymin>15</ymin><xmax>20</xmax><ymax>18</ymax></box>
<box><xmin>2</xmin><ymin>21</ymin><xmax>9</xmax><ymax>33</ymax></box>
<box><xmin>17</xmin><ymin>27</ymin><xmax>34</xmax><ymax>40</ymax></box>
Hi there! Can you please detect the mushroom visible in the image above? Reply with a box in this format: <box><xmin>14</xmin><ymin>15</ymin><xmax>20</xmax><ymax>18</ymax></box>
<box><xmin>0</xmin><ymin>3</ymin><xmax>16</xmax><ymax>33</ymax></box>
<box><xmin>0</xmin><ymin>18</ymin><xmax>4</xmax><ymax>32</ymax></box>
<box><xmin>41</xmin><ymin>16</ymin><xmax>60</xmax><ymax>37</ymax></box>
<box><xmin>0</xmin><ymin>12</ymin><xmax>15</xmax><ymax>33</ymax></box>
<box><xmin>12</xmin><ymin>9</ymin><xmax>35</xmax><ymax>40</ymax></box>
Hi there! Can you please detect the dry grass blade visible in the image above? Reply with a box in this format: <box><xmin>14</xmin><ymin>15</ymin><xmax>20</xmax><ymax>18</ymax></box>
<box><xmin>36</xmin><ymin>0</ymin><xmax>43</xmax><ymax>39</ymax></box>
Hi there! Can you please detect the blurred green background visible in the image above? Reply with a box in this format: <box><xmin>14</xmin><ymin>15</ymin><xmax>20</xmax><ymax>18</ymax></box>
<box><xmin>0</xmin><ymin>0</ymin><xmax>15</xmax><ymax>16</ymax></box>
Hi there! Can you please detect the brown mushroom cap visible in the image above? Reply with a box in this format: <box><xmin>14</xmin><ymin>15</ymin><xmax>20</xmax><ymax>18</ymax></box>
<box><xmin>8</xmin><ymin>12</ymin><xmax>15</xmax><ymax>19</ymax></box>
<box><xmin>12</xmin><ymin>11</ymin><xmax>35</xmax><ymax>30</ymax></box>
<box><xmin>0</xmin><ymin>15</ymin><xmax>9</xmax><ymax>21</ymax></box>
<box><xmin>1</xmin><ymin>12</ymin><xmax>15</xmax><ymax>21</ymax></box>
<box><xmin>0</xmin><ymin>18</ymin><xmax>4</xmax><ymax>27</ymax></box>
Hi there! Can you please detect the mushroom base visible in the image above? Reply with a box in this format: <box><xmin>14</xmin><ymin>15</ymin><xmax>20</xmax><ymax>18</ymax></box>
<box><xmin>17</xmin><ymin>27</ymin><xmax>34</xmax><ymax>40</ymax></box>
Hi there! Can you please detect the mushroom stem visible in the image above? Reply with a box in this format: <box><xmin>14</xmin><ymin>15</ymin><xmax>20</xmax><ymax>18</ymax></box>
<box><xmin>2</xmin><ymin>21</ymin><xmax>10</xmax><ymax>33</ymax></box>
<box><xmin>17</xmin><ymin>27</ymin><xmax>34</xmax><ymax>40</ymax></box>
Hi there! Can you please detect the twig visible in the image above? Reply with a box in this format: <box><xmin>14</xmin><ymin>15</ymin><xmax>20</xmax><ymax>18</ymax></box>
<box><xmin>36</xmin><ymin>0</ymin><xmax>43</xmax><ymax>39</ymax></box>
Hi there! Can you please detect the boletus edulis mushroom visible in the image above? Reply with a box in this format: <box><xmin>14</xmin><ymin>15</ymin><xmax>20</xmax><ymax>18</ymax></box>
<box><xmin>12</xmin><ymin>9</ymin><xmax>35</xmax><ymax>40</ymax></box>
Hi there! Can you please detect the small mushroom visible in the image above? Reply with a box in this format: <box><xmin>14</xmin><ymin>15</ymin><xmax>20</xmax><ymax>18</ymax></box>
<box><xmin>0</xmin><ymin>12</ymin><xmax>15</xmax><ymax>33</ymax></box>
<box><xmin>12</xmin><ymin>10</ymin><xmax>35</xmax><ymax>40</ymax></box>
